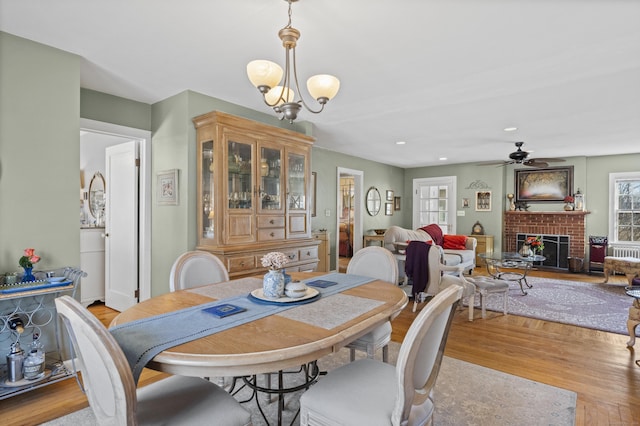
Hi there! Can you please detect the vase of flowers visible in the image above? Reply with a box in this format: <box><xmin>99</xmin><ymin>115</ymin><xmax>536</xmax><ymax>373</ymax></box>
<box><xmin>527</xmin><ymin>236</ymin><xmax>545</xmax><ymax>255</ymax></box>
<box><xmin>261</xmin><ymin>252</ymin><xmax>290</xmax><ymax>298</ymax></box>
<box><xmin>519</xmin><ymin>243</ymin><xmax>533</xmax><ymax>257</ymax></box>
<box><xmin>563</xmin><ymin>195</ymin><xmax>575</xmax><ymax>211</ymax></box>
<box><xmin>19</xmin><ymin>248</ymin><xmax>40</xmax><ymax>282</ymax></box>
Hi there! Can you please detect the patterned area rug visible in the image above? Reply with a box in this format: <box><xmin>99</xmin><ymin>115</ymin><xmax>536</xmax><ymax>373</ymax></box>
<box><xmin>474</xmin><ymin>276</ymin><xmax>632</xmax><ymax>335</ymax></box>
<box><xmin>42</xmin><ymin>343</ymin><xmax>576</xmax><ymax>426</ymax></box>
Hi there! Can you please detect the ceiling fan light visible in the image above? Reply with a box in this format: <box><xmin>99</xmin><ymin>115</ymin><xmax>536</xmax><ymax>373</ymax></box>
<box><xmin>265</xmin><ymin>86</ymin><xmax>296</xmax><ymax>106</ymax></box>
<box><xmin>307</xmin><ymin>74</ymin><xmax>340</xmax><ymax>102</ymax></box>
<box><xmin>247</xmin><ymin>60</ymin><xmax>283</xmax><ymax>91</ymax></box>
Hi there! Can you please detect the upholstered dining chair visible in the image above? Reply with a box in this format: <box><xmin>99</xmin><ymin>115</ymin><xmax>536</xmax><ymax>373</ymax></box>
<box><xmin>169</xmin><ymin>250</ymin><xmax>229</xmax><ymax>292</ymax></box>
<box><xmin>407</xmin><ymin>242</ymin><xmax>476</xmax><ymax>320</ymax></box>
<box><xmin>299</xmin><ymin>284</ymin><xmax>463</xmax><ymax>426</ymax></box>
<box><xmin>54</xmin><ymin>295</ymin><xmax>252</xmax><ymax>426</ymax></box>
<box><xmin>345</xmin><ymin>246</ymin><xmax>399</xmax><ymax>363</ymax></box>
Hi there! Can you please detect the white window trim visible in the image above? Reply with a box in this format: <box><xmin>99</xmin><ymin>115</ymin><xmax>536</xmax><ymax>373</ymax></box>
<box><xmin>608</xmin><ymin>171</ymin><xmax>640</xmax><ymax>245</ymax></box>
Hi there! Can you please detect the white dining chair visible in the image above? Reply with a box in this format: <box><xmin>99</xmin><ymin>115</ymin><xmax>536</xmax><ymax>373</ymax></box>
<box><xmin>299</xmin><ymin>284</ymin><xmax>463</xmax><ymax>426</ymax></box>
<box><xmin>169</xmin><ymin>250</ymin><xmax>229</xmax><ymax>292</ymax></box>
<box><xmin>345</xmin><ymin>246</ymin><xmax>399</xmax><ymax>363</ymax></box>
<box><xmin>55</xmin><ymin>295</ymin><xmax>252</xmax><ymax>426</ymax></box>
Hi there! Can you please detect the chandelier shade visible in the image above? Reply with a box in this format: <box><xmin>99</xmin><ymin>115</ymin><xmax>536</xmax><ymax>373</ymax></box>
<box><xmin>246</xmin><ymin>60</ymin><xmax>283</xmax><ymax>93</ymax></box>
<box><xmin>246</xmin><ymin>0</ymin><xmax>339</xmax><ymax>122</ymax></box>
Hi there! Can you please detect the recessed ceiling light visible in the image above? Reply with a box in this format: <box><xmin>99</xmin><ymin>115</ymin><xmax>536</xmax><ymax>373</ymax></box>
<box><xmin>439</xmin><ymin>157</ymin><xmax>447</xmax><ymax>161</ymax></box>
<box><xmin>396</xmin><ymin>141</ymin><xmax>406</xmax><ymax>145</ymax></box>
<box><xmin>503</xmin><ymin>127</ymin><xmax>518</xmax><ymax>132</ymax></box>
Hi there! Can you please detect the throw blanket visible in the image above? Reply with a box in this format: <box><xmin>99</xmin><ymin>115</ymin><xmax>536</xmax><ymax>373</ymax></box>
<box><xmin>405</xmin><ymin>240</ymin><xmax>432</xmax><ymax>296</ymax></box>
<box><xmin>421</xmin><ymin>224</ymin><xmax>444</xmax><ymax>246</ymax></box>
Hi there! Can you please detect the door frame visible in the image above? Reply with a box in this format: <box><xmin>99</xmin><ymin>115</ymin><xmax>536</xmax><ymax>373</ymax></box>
<box><xmin>80</xmin><ymin>118</ymin><xmax>152</xmax><ymax>302</ymax></box>
<box><xmin>336</xmin><ymin>167</ymin><xmax>364</xmax><ymax>262</ymax></box>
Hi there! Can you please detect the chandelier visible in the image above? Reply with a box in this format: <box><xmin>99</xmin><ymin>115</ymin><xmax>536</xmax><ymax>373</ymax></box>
<box><xmin>246</xmin><ymin>0</ymin><xmax>340</xmax><ymax>122</ymax></box>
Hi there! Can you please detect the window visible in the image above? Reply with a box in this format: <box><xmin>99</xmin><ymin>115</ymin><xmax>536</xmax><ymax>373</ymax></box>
<box><xmin>412</xmin><ymin>176</ymin><xmax>457</xmax><ymax>234</ymax></box>
<box><xmin>609</xmin><ymin>172</ymin><xmax>640</xmax><ymax>244</ymax></box>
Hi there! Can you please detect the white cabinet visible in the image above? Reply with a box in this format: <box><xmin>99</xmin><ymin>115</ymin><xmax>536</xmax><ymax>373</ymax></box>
<box><xmin>80</xmin><ymin>228</ymin><xmax>105</xmax><ymax>306</ymax></box>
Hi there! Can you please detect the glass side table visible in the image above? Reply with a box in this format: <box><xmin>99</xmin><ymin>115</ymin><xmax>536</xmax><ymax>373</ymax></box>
<box><xmin>479</xmin><ymin>252</ymin><xmax>546</xmax><ymax>295</ymax></box>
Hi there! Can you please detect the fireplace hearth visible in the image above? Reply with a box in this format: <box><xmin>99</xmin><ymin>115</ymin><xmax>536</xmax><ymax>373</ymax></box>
<box><xmin>504</xmin><ymin>211</ymin><xmax>590</xmax><ymax>270</ymax></box>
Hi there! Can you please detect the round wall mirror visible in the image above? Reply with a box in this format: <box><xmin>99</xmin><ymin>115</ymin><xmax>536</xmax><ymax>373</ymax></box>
<box><xmin>88</xmin><ymin>172</ymin><xmax>106</xmax><ymax>225</ymax></box>
<box><xmin>366</xmin><ymin>186</ymin><xmax>381</xmax><ymax>216</ymax></box>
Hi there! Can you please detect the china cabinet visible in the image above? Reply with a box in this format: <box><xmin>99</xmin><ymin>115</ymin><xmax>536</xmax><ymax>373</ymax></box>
<box><xmin>193</xmin><ymin>111</ymin><xmax>319</xmax><ymax>277</ymax></box>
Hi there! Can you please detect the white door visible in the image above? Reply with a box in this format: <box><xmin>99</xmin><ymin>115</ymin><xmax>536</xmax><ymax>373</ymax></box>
<box><xmin>105</xmin><ymin>141</ymin><xmax>139</xmax><ymax>311</ymax></box>
<box><xmin>413</xmin><ymin>176</ymin><xmax>457</xmax><ymax>234</ymax></box>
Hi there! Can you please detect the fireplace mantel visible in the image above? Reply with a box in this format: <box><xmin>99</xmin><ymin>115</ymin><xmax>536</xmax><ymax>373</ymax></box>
<box><xmin>503</xmin><ymin>210</ymin><xmax>591</xmax><ymax>262</ymax></box>
<box><xmin>505</xmin><ymin>211</ymin><xmax>591</xmax><ymax>216</ymax></box>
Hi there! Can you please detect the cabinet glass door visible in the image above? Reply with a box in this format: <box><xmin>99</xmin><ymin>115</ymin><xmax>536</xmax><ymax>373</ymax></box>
<box><xmin>259</xmin><ymin>146</ymin><xmax>282</xmax><ymax>211</ymax></box>
<box><xmin>202</xmin><ymin>141</ymin><xmax>215</xmax><ymax>239</ymax></box>
<box><xmin>287</xmin><ymin>152</ymin><xmax>306</xmax><ymax>211</ymax></box>
<box><xmin>228</xmin><ymin>140</ymin><xmax>253</xmax><ymax>210</ymax></box>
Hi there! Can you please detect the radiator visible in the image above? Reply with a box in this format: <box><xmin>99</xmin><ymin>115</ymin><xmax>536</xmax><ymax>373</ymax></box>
<box><xmin>612</xmin><ymin>246</ymin><xmax>640</xmax><ymax>258</ymax></box>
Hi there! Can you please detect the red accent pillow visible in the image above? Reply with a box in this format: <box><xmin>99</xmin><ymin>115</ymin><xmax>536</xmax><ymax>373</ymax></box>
<box><xmin>443</xmin><ymin>235</ymin><xmax>467</xmax><ymax>250</ymax></box>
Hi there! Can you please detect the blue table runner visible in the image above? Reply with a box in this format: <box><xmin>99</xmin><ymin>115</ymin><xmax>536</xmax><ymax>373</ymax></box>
<box><xmin>109</xmin><ymin>273</ymin><xmax>373</xmax><ymax>383</ymax></box>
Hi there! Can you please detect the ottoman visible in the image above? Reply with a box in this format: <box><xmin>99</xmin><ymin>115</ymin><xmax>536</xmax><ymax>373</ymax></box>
<box><xmin>468</xmin><ymin>276</ymin><xmax>510</xmax><ymax>319</ymax></box>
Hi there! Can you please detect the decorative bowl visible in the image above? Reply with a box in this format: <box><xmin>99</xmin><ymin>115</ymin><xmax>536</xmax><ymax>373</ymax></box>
<box><xmin>373</xmin><ymin>229</ymin><xmax>386</xmax><ymax>235</ymax></box>
<box><xmin>285</xmin><ymin>281</ymin><xmax>308</xmax><ymax>299</ymax></box>
<box><xmin>46</xmin><ymin>276</ymin><xmax>65</xmax><ymax>283</ymax></box>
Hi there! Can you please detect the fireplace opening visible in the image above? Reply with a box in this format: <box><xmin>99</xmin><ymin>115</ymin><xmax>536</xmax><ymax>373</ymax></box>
<box><xmin>516</xmin><ymin>233</ymin><xmax>570</xmax><ymax>269</ymax></box>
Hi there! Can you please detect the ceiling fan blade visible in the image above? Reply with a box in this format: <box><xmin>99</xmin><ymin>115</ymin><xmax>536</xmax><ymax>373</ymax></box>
<box><xmin>524</xmin><ymin>160</ymin><xmax>549</xmax><ymax>168</ymax></box>
<box><xmin>476</xmin><ymin>160</ymin><xmax>509</xmax><ymax>167</ymax></box>
<box><xmin>529</xmin><ymin>157</ymin><xmax>566</xmax><ymax>163</ymax></box>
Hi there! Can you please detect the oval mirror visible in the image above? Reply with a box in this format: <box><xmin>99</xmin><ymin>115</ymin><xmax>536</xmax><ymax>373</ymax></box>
<box><xmin>88</xmin><ymin>172</ymin><xmax>106</xmax><ymax>225</ymax></box>
<box><xmin>366</xmin><ymin>186</ymin><xmax>381</xmax><ymax>216</ymax></box>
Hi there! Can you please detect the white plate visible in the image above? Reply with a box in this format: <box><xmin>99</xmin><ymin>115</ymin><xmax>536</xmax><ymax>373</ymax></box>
<box><xmin>46</xmin><ymin>277</ymin><xmax>65</xmax><ymax>283</ymax></box>
<box><xmin>250</xmin><ymin>287</ymin><xmax>319</xmax><ymax>303</ymax></box>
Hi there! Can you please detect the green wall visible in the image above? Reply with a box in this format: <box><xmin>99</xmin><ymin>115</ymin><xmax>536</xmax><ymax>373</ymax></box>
<box><xmin>310</xmin><ymin>147</ymin><xmax>405</xmax><ymax>270</ymax></box>
<box><xmin>81</xmin><ymin>88</ymin><xmax>152</xmax><ymax>131</ymax></box>
<box><xmin>0</xmin><ymin>32</ymin><xmax>80</xmax><ymax>273</ymax></box>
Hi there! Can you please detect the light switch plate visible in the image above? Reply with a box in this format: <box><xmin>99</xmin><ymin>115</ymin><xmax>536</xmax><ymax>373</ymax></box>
<box><xmin>457</xmin><ymin>210</ymin><xmax>465</xmax><ymax>216</ymax></box>
<box><xmin>325</xmin><ymin>209</ymin><xmax>331</xmax><ymax>217</ymax></box>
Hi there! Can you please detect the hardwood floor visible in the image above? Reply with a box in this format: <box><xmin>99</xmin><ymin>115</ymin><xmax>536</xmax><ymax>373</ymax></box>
<box><xmin>1</xmin><ymin>269</ymin><xmax>638</xmax><ymax>425</ymax></box>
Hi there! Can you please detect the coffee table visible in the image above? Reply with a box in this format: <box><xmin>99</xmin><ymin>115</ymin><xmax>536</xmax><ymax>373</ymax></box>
<box><xmin>479</xmin><ymin>252</ymin><xmax>546</xmax><ymax>295</ymax></box>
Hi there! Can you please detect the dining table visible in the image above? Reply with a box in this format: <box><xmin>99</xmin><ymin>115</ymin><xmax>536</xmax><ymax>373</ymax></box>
<box><xmin>109</xmin><ymin>270</ymin><xmax>408</xmax><ymax>393</ymax></box>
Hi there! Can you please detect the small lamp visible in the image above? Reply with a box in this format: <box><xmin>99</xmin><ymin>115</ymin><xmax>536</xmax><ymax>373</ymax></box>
<box><xmin>574</xmin><ymin>189</ymin><xmax>584</xmax><ymax>211</ymax></box>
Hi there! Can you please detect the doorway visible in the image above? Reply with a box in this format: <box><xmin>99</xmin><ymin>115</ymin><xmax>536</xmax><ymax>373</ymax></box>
<box><xmin>80</xmin><ymin>119</ymin><xmax>151</xmax><ymax>309</ymax></box>
<box><xmin>336</xmin><ymin>168</ymin><xmax>363</xmax><ymax>272</ymax></box>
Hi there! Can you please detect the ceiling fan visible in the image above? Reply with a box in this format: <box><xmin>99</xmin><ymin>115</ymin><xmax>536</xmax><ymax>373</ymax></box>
<box><xmin>479</xmin><ymin>142</ymin><xmax>566</xmax><ymax>168</ymax></box>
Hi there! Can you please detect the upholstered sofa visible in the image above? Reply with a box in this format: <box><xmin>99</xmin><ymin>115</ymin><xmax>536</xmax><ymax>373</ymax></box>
<box><xmin>383</xmin><ymin>225</ymin><xmax>477</xmax><ymax>274</ymax></box>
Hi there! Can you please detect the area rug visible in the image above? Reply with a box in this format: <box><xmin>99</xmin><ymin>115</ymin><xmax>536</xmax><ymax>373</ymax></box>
<box><xmin>472</xmin><ymin>276</ymin><xmax>632</xmax><ymax>335</ymax></box>
<box><xmin>41</xmin><ymin>343</ymin><xmax>576</xmax><ymax>426</ymax></box>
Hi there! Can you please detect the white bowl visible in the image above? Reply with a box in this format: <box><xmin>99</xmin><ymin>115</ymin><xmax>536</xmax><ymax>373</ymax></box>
<box><xmin>46</xmin><ymin>276</ymin><xmax>65</xmax><ymax>283</ymax></box>
<box><xmin>285</xmin><ymin>282</ymin><xmax>308</xmax><ymax>298</ymax></box>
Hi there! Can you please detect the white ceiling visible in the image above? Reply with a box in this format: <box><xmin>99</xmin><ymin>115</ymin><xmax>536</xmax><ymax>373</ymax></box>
<box><xmin>2</xmin><ymin>0</ymin><xmax>639</xmax><ymax>168</ymax></box>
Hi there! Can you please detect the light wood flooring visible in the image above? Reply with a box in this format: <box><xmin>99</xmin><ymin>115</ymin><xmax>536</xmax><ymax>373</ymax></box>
<box><xmin>1</xmin><ymin>268</ymin><xmax>638</xmax><ymax>425</ymax></box>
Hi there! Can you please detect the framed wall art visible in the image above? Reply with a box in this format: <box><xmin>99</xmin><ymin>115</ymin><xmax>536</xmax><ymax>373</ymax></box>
<box><xmin>385</xmin><ymin>202</ymin><xmax>393</xmax><ymax>216</ymax></box>
<box><xmin>515</xmin><ymin>166</ymin><xmax>573</xmax><ymax>203</ymax></box>
<box><xmin>394</xmin><ymin>196</ymin><xmax>401</xmax><ymax>211</ymax></box>
<box><xmin>386</xmin><ymin>190</ymin><xmax>394</xmax><ymax>201</ymax></box>
<box><xmin>157</xmin><ymin>169</ymin><xmax>179</xmax><ymax>206</ymax></box>
<box><xmin>475</xmin><ymin>191</ymin><xmax>491</xmax><ymax>211</ymax></box>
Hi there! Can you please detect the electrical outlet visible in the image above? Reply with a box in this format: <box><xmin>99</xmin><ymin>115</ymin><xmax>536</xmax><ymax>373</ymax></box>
<box><xmin>325</xmin><ymin>209</ymin><xmax>331</xmax><ymax>217</ymax></box>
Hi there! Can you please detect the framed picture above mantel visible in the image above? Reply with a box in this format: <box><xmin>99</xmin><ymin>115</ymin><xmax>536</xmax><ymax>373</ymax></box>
<box><xmin>515</xmin><ymin>166</ymin><xmax>573</xmax><ymax>203</ymax></box>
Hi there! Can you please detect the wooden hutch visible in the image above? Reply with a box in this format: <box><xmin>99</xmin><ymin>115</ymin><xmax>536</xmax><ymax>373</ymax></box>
<box><xmin>193</xmin><ymin>111</ymin><xmax>319</xmax><ymax>277</ymax></box>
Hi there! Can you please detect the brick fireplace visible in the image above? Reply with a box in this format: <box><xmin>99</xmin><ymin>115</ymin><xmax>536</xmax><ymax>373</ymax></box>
<box><xmin>504</xmin><ymin>211</ymin><xmax>590</xmax><ymax>268</ymax></box>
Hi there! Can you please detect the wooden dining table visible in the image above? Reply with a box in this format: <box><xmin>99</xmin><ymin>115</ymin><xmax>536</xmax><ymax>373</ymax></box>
<box><xmin>110</xmin><ymin>272</ymin><xmax>408</xmax><ymax>379</ymax></box>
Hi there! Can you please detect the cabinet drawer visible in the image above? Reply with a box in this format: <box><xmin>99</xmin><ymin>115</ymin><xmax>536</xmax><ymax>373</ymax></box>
<box><xmin>299</xmin><ymin>246</ymin><xmax>318</xmax><ymax>261</ymax></box>
<box><xmin>257</xmin><ymin>216</ymin><xmax>285</xmax><ymax>228</ymax></box>
<box><xmin>281</xmin><ymin>249</ymin><xmax>299</xmax><ymax>263</ymax></box>
<box><xmin>258</xmin><ymin>228</ymin><xmax>285</xmax><ymax>241</ymax></box>
<box><xmin>227</xmin><ymin>256</ymin><xmax>256</xmax><ymax>272</ymax></box>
